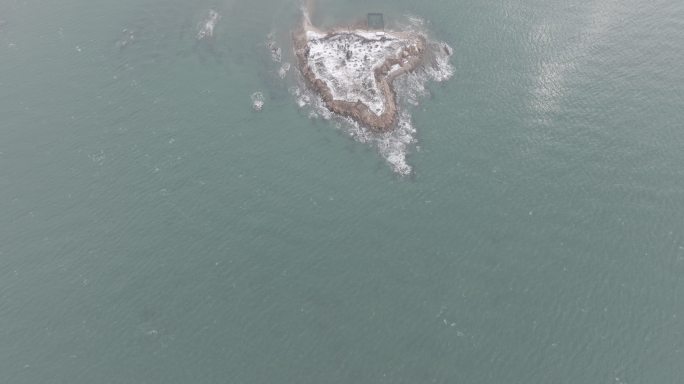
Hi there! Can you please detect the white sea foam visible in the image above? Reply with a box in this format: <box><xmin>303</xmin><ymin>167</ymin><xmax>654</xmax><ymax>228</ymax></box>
<box><xmin>267</xmin><ymin>33</ymin><xmax>282</xmax><ymax>63</ymax></box>
<box><xmin>278</xmin><ymin>62</ymin><xmax>291</xmax><ymax>79</ymax></box>
<box><xmin>424</xmin><ymin>41</ymin><xmax>455</xmax><ymax>82</ymax></box>
<box><xmin>251</xmin><ymin>91</ymin><xmax>265</xmax><ymax>111</ymax></box>
<box><xmin>197</xmin><ymin>10</ymin><xmax>220</xmax><ymax>40</ymax></box>
<box><xmin>406</xmin><ymin>15</ymin><xmax>426</xmax><ymax>28</ymax></box>
<box><xmin>116</xmin><ymin>28</ymin><xmax>136</xmax><ymax>50</ymax></box>
<box><xmin>293</xmin><ymin>83</ymin><xmax>416</xmax><ymax>175</ymax></box>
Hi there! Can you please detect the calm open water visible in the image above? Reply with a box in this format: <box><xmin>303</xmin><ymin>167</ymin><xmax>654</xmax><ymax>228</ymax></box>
<box><xmin>1</xmin><ymin>0</ymin><xmax>683</xmax><ymax>383</ymax></box>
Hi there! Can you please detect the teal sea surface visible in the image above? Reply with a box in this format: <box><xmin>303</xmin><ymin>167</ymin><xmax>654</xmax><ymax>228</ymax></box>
<box><xmin>1</xmin><ymin>0</ymin><xmax>683</xmax><ymax>382</ymax></box>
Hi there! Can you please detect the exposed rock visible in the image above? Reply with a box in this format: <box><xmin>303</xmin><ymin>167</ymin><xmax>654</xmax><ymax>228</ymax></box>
<box><xmin>293</xmin><ymin>19</ymin><xmax>426</xmax><ymax>132</ymax></box>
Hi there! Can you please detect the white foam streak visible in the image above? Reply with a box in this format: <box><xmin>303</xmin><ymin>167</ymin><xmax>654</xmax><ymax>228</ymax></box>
<box><xmin>197</xmin><ymin>10</ymin><xmax>220</xmax><ymax>40</ymax></box>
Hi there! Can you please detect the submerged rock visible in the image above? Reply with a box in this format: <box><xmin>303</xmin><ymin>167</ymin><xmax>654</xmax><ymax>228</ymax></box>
<box><xmin>251</xmin><ymin>91</ymin><xmax>265</xmax><ymax>111</ymax></box>
<box><xmin>197</xmin><ymin>10</ymin><xmax>220</xmax><ymax>40</ymax></box>
<box><xmin>267</xmin><ymin>33</ymin><xmax>282</xmax><ymax>63</ymax></box>
<box><xmin>278</xmin><ymin>62</ymin><xmax>291</xmax><ymax>79</ymax></box>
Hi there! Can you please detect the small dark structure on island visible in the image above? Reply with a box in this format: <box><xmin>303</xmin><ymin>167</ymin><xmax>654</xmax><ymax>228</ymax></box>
<box><xmin>367</xmin><ymin>13</ymin><xmax>384</xmax><ymax>30</ymax></box>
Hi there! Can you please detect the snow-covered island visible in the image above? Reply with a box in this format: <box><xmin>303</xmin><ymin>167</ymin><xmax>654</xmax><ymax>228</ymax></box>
<box><xmin>293</xmin><ymin>14</ymin><xmax>428</xmax><ymax>132</ymax></box>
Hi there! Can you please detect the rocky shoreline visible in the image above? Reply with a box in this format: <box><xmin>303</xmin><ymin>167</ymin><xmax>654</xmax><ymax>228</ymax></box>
<box><xmin>293</xmin><ymin>21</ymin><xmax>426</xmax><ymax>132</ymax></box>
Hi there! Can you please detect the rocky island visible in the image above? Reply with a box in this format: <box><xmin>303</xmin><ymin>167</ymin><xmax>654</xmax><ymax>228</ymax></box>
<box><xmin>293</xmin><ymin>13</ymin><xmax>428</xmax><ymax>132</ymax></box>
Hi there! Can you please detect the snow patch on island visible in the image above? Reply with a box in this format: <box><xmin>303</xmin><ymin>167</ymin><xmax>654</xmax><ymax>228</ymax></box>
<box><xmin>305</xmin><ymin>31</ymin><xmax>413</xmax><ymax>116</ymax></box>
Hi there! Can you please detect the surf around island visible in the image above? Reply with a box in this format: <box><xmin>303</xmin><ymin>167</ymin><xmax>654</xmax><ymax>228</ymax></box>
<box><xmin>291</xmin><ymin>1</ymin><xmax>454</xmax><ymax>175</ymax></box>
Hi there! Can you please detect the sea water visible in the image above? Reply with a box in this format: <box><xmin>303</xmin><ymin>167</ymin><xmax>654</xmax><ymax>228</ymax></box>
<box><xmin>1</xmin><ymin>0</ymin><xmax>684</xmax><ymax>383</ymax></box>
